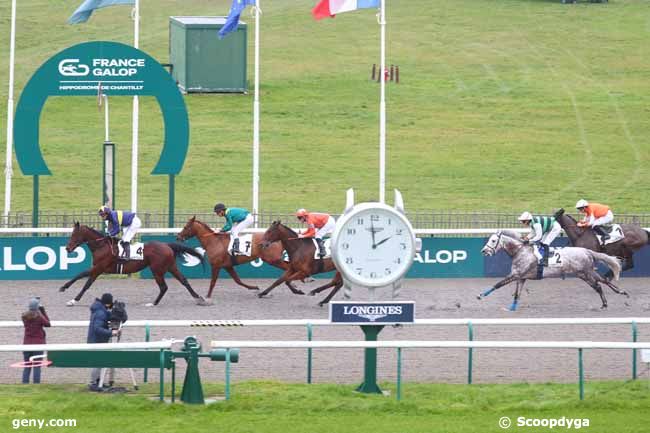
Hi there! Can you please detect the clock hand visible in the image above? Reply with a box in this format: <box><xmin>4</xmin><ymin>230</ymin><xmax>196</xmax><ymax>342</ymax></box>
<box><xmin>373</xmin><ymin>236</ymin><xmax>392</xmax><ymax>249</ymax></box>
<box><xmin>369</xmin><ymin>221</ymin><xmax>377</xmax><ymax>247</ymax></box>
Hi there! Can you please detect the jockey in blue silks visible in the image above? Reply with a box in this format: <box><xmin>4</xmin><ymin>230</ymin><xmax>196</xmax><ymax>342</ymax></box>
<box><xmin>98</xmin><ymin>205</ymin><xmax>142</xmax><ymax>258</ymax></box>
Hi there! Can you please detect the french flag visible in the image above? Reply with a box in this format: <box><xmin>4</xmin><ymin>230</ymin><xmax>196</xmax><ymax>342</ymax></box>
<box><xmin>312</xmin><ymin>0</ymin><xmax>380</xmax><ymax>20</ymax></box>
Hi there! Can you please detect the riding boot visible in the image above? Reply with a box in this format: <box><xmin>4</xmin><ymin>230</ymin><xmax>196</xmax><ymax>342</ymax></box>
<box><xmin>541</xmin><ymin>243</ymin><xmax>550</xmax><ymax>267</ymax></box>
<box><xmin>594</xmin><ymin>226</ymin><xmax>609</xmax><ymax>243</ymax></box>
<box><xmin>316</xmin><ymin>238</ymin><xmax>326</xmax><ymax>258</ymax></box>
<box><xmin>231</xmin><ymin>238</ymin><xmax>240</xmax><ymax>255</ymax></box>
<box><xmin>120</xmin><ymin>241</ymin><xmax>130</xmax><ymax>259</ymax></box>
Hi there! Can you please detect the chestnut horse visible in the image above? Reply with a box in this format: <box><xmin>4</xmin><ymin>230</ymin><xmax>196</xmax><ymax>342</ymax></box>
<box><xmin>554</xmin><ymin>208</ymin><xmax>650</xmax><ymax>276</ymax></box>
<box><xmin>60</xmin><ymin>222</ymin><xmax>206</xmax><ymax>306</ymax></box>
<box><xmin>176</xmin><ymin>217</ymin><xmax>304</xmax><ymax>302</ymax></box>
<box><xmin>259</xmin><ymin>221</ymin><xmax>343</xmax><ymax>306</ymax></box>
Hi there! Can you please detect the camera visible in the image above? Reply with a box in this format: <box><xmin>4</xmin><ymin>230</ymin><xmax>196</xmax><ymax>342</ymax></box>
<box><xmin>109</xmin><ymin>300</ymin><xmax>128</xmax><ymax>330</ymax></box>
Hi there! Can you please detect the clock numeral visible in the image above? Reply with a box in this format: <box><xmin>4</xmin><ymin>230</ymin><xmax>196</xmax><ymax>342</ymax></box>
<box><xmin>400</xmin><ymin>243</ymin><xmax>407</xmax><ymax>250</ymax></box>
<box><xmin>346</xmin><ymin>228</ymin><xmax>356</xmax><ymax>235</ymax></box>
<box><xmin>395</xmin><ymin>229</ymin><xmax>403</xmax><ymax>236</ymax></box>
<box><xmin>357</xmin><ymin>218</ymin><xmax>364</xmax><ymax>225</ymax></box>
<box><xmin>345</xmin><ymin>257</ymin><xmax>353</xmax><ymax>264</ymax></box>
<box><xmin>396</xmin><ymin>258</ymin><xmax>402</xmax><ymax>264</ymax></box>
<box><xmin>342</xmin><ymin>243</ymin><xmax>350</xmax><ymax>250</ymax></box>
<box><xmin>387</xmin><ymin>218</ymin><xmax>392</xmax><ymax>225</ymax></box>
<box><xmin>370</xmin><ymin>214</ymin><xmax>380</xmax><ymax>222</ymax></box>
<box><xmin>385</xmin><ymin>268</ymin><xmax>392</xmax><ymax>275</ymax></box>
<box><xmin>369</xmin><ymin>272</ymin><xmax>377</xmax><ymax>278</ymax></box>
<box><xmin>355</xmin><ymin>268</ymin><xmax>363</xmax><ymax>275</ymax></box>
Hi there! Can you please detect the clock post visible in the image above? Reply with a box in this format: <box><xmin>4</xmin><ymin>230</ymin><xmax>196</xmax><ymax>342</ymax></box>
<box><xmin>330</xmin><ymin>188</ymin><xmax>420</xmax><ymax>394</ymax></box>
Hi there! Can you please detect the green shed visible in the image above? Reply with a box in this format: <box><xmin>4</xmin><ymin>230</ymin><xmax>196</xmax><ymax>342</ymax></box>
<box><xmin>169</xmin><ymin>16</ymin><xmax>247</xmax><ymax>93</ymax></box>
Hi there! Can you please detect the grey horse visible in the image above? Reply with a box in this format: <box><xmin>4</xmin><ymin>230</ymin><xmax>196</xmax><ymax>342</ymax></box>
<box><xmin>477</xmin><ymin>230</ymin><xmax>629</xmax><ymax>311</ymax></box>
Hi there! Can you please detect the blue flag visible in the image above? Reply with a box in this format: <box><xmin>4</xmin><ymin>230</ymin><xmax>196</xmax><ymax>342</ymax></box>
<box><xmin>218</xmin><ymin>0</ymin><xmax>256</xmax><ymax>39</ymax></box>
<box><xmin>68</xmin><ymin>0</ymin><xmax>135</xmax><ymax>24</ymax></box>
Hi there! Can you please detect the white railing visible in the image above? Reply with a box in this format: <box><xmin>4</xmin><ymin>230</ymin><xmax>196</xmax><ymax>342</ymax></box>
<box><xmin>0</xmin><ymin>341</ymin><xmax>172</xmax><ymax>352</ymax></box>
<box><xmin>1</xmin><ymin>317</ymin><xmax>650</xmax><ymax>328</ymax></box>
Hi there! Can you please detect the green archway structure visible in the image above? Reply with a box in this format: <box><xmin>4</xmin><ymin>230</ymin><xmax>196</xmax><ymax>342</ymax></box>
<box><xmin>13</xmin><ymin>41</ymin><xmax>189</xmax><ymax>225</ymax></box>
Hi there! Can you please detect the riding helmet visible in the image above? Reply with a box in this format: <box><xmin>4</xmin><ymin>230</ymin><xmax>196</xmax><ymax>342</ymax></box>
<box><xmin>575</xmin><ymin>199</ymin><xmax>589</xmax><ymax>209</ymax></box>
<box><xmin>213</xmin><ymin>203</ymin><xmax>226</xmax><ymax>213</ymax></box>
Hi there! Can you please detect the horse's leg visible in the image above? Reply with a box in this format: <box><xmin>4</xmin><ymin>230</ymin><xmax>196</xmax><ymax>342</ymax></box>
<box><xmin>595</xmin><ymin>272</ymin><xmax>630</xmax><ymax>298</ymax></box>
<box><xmin>309</xmin><ymin>279</ymin><xmax>337</xmax><ymax>296</ymax></box>
<box><xmin>267</xmin><ymin>259</ymin><xmax>301</xmax><ymax>293</ymax></box>
<box><xmin>224</xmin><ymin>266</ymin><xmax>260</xmax><ymax>291</ymax></box>
<box><xmin>168</xmin><ymin>263</ymin><xmax>206</xmax><ymax>305</ymax></box>
<box><xmin>317</xmin><ymin>281</ymin><xmax>343</xmax><ymax>307</ymax></box>
<box><xmin>581</xmin><ymin>272</ymin><xmax>608</xmax><ymax>309</ymax></box>
<box><xmin>207</xmin><ymin>266</ymin><xmax>221</xmax><ymax>300</ymax></box>
<box><xmin>69</xmin><ymin>268</ymin><xmax>102</xmax><ymax>305</ymax></box>
<box><xmin>149</xmin><ymin>274</ymin><xmax>169</xmax><ymax>307</ymax></box>
<box><xmin>258</xmin><ymin>270</ymin><xmax>304</xmax><ymax>298</ymax></box>
<box><xmin>284</xmin><ymin>281</ymin><xmax>304</xmax><ymax>294</ymax></box>
<box><xmin>59</xmin><ymin>269</ymin><xmax>90</xmax><ymax>292</ymax></box>
<box><xmin>508</xmin><ymin>280</ymin><xmax>526</xmax><ymax>311</ymax></box>
<box><xmin>477</xmin><ymin>274</ymin><xmax>517</xmax><ymax>299</ymax></box>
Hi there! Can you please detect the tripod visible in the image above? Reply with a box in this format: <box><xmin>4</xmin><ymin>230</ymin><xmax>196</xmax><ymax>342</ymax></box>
<box><xmin>99</xmin><ymin>322</ymin><xmax>139</xmax><ymax>390</ymax></box>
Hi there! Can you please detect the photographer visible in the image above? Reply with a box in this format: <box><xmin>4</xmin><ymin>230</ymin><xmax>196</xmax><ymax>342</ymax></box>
<box><xmin>87</xmin><ymin>293</ymin><xmax>119</xmax><ymax>391</ymax></box>
<box><xmin>21</xmin><ymin>297</ymin><xmax>50</xmax><ymax>384</ymax></box>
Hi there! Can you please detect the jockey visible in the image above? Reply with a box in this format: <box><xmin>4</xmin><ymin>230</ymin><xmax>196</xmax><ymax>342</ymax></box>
<box><xmin>98</xmin><ymin>205</ymin><xmax>142</xmax><ymax>258</ymax></box>
<box><xmin>518</xmin><ymin>211</ymin><xmax>561</xmax><ymax>266</ymax></box>
<box><xmin>296</xmin><ymin>209</ymin><xmax>336</xmax><ymax>258</ymax></box>
<box><xmin>575</xmin><ymin>199</ymin><xmax>614</xmax><ymax>242</ymax></box>
<box><xmin>214</xmin><ymin>203</ymin><xmax>254</xmax><ymax>255</ymax></box>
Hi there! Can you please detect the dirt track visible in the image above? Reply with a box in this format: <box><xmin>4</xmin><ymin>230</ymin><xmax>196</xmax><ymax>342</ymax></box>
<box><xmin>2</xmin><ymin>276</ymin><xmax>649</xmax><ymax>386</ymax></box>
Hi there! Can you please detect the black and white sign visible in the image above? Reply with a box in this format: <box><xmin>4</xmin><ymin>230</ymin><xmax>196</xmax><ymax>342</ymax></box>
<box><xmin>329</xmin><ymin>301</ymin><xmax>415</xmax><ymax>324</ymax></box>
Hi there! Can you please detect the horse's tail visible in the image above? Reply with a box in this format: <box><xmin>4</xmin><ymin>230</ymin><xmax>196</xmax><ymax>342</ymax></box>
<box><xmin>646</xmin><ymin>230</ymin><xmax>650</xmax><ymax>244</ymax></box>
<box><xmin>168</xmin><ymin>242</ymin><xmax>206</xmax><ymax>271</ymax></box>
<box><xmin>589</xmin><ymin>250</ymin><xmax>621</xmax><ymax>281</ymax></box>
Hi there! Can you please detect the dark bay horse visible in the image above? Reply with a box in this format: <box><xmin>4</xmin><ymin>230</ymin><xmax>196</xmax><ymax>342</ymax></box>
<box><xmin>176</xmin><ymin>217</ymin><xmax>304</xmax><ymax>302</ymax></box>
<box><xmin>554</xmin><ymin>208</ymin><xmax>650</xmax><ymax>275</ymax></box>
<box><xmin>259</xmin><ymin>221</ymin><xmax>343</xmax><ymax>306</ymax></box>
<box><xmin>60</xmin><ymin>222</ymin><xmax>206</xmax><ymax>306</ymax></box>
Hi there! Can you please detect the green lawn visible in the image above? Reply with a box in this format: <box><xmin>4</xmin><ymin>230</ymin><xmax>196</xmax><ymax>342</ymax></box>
<box><xmin>1</xmin><ymin>380</ymin><xmax>649</xmax><ymax>432</ymax></box>
<box><xmin>0</xmin><ymin>1</ymin><xmax>649</xmax><ymax>213</ymax></box>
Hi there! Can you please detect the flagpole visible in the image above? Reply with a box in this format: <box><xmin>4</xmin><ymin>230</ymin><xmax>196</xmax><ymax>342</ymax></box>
<box><xmin>252</xmin><ymin>0</ymin><xmax>261</xmax><ymax>227</ymax></box>
<box><xmin>131</xmin><ymin>0</ymin><xmax>140</xmax><ymax>212</ymax></box>
<box><xmin>378</xmin><ymin>0</ymin><xmax>386</xmax><ymax>204</ymax></box>
<box><xmin>4</xmin><ymin>0</ymin><xmax>17</xmax><ymax>225</ymax></box>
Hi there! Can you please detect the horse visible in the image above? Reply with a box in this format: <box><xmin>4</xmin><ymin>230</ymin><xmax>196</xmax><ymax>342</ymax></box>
<box><xmin>259</xmin><ymin>221</ymin><xmax>343</xmax><ymax>306</ymax></box>
<box><xmin>60</xmin><ymin>222</ymin><xmax>206</xmax><ymax>307</ymax></box>
<box><xmin>176</xmin><ymin>216</ymin><xmax>304</xmax><ymax>302</ymax></box>
<box><xmin>554</xmin><ymin>208</ymin><xmax>650</xmax><ymax>276</ymax></box>
<box><xmin>477</xmin><ymin>230</ymin><xmax>629</xmax><ymax>311</ymax></box>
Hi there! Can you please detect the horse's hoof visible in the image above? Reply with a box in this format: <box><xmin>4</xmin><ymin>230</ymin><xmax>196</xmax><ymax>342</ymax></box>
<box><xmin>318</xmin><ymin>302</ymin><xmax>325</xmax><ymax>308</ymax></box>
<box><xmin>195</xmin><ymin>297</ymin><xmax>208</xmax><ymax>306</ymax></box>
<box><xmin>248</xmin><ymin>286</ymin><xmax>260</xmax><ymax>291</ymax></box>
<box><xmin>145</xmin><ymin>303</ymin><xmax>154</xmax><ymax>308</ymax></box>
<box><xmin>59</xmin><ymin>286</ymin><xmax>67</xmax><ymax>293</ymax></box>
<box><xmin>257</xmin><ymin>293</ymin><xmax>267</xmax><ymax>299</ymax></box>
<box><xmin>66</xmin><ymin>299</ymin><xmax>77</xmax><ymax>307</ymax></box>
<box><xmin>204</xmin><ymin>297</ymin><xmax>214</xmax><ymax>305</ymax></box>
<box><xmin>308</xmin><ymin>291</ymin><xmax>316</xmax><ymax>297</ymax></box>
<box><xmin>294</xmin><ymin>290</ymin><xmax>305</xmax><ymax>295</ymax></box>
<box><xmin>601</xmin><ymin>305</ymin><xmax>608</xmax><ymax>310</ymax></box>
<box><xmin>476</xmin><ymin>295</ymin><xmax>482</xmax><ymax>300</ymax></box>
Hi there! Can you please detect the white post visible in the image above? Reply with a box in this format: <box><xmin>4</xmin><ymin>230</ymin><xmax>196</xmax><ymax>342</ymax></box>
<box><xmin>378</xmin><ymin>0</ymin><xmax>386</xmax><ymax>204</ymax></box>
<box><xmin>4</xmin><ymin>0</ymin><xmax>17</xmax><ymax>225</ymax></box>
<box><xmin>103</xmin><ymin>95</ymin><xmax>110</xmax><ymax>142</ymax></box>
<box><xmin>252</xmin><ymin>1</ymin><xmax>261</xmax><ymax>227</ymax></box>
<box><xmin>131</xmin><ymin>0</ymin><xmax>140</xmax><ymax>212</ymax></box>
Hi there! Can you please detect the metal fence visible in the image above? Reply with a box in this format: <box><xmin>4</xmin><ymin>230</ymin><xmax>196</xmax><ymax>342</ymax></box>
<box><xmin>6</xmin><ymin>210</ymin><xmax>650</xmax><ymax>231</ymax></box>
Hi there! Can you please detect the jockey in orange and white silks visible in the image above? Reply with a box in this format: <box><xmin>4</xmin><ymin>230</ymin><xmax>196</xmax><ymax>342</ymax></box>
<box><xmin>296</xmin><ymin>209</ymin><xmax>336</xmax><ymax>258</ymax></box>
<box><xmin>575</xmin><ymin>199</ymin><xmax>614</xmax><ymax>242</ymax></box>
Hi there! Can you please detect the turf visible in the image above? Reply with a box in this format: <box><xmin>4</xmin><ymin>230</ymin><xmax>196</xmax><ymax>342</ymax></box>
<box><xmin>0</xmin><ymin>1</ymin><xmax>649</xmax><ymax>213</ymax></box>
<box><xmin>1</xmin><ymin>380</ymin><xmax>649</xmax><ymax>432</ymax></box>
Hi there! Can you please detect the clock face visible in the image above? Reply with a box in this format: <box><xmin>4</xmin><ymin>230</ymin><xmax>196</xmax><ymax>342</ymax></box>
<box><xmin>331</xmin><ymin>203</ymin><xmax>416</xmax><ymax>287</ymax></box>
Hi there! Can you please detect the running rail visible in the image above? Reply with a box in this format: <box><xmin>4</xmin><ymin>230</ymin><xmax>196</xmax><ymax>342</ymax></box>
<box><xmin>0</xmin><ymin>340</ymin><xmax>173</xmax><ymax>352</ymax></box>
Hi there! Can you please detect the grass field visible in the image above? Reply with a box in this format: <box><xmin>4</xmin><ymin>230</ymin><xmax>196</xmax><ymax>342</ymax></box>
<box><xmin>1</xmin><ymin>380</ymin><xmax>649</xmax><ymax>432</ymax></box>
<box><xmin>1</xmin><ymin>0</ymin><xmax>649</xmax><ymax>214</ymax></box>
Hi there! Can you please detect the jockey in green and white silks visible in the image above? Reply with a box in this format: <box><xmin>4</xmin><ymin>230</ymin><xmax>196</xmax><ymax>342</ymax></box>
<box><xmin>518</xmin><ymin>212</ymin><xmax>562</xmax><ymax>266</ymax></box>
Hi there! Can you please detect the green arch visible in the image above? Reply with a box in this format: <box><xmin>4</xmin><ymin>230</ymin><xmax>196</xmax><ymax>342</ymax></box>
<box><xmin>14</xmin><ymin>41</ymin><xmax>189</xmax><ymax>175</ymax></box>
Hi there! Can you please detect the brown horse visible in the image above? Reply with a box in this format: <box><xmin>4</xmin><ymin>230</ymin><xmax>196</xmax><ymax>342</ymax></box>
<box><xmin>554</xmin><ymin>208</ymin><xmax>650</xmax><ymax>276</ymax></box>
<box><xmin>176</xmin><ymin>217</ymin><xmax>304</xmax><ymax>302</ymax></box>
<box><xmin>60</xmin><ymin>222</ymin><xmax>206</xmax><ymax>306</ymax></box>
<box><xmin>259</xmin><ymin>221</ymin><xmax>343</xmax><ymax>306</ymax></box>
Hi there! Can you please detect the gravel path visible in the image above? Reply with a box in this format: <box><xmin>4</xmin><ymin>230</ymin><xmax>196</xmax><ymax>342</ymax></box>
<box><xmin>2</xmin><ymin>276</ymin><xmax>649</xmax><ymax>386</ymax></box>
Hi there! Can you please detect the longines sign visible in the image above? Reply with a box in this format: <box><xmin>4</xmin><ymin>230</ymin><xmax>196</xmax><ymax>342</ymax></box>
<box><xmin>329</xmin><ymin>302</ymin><xmax>415</xmax><ymax>324</ymax></box>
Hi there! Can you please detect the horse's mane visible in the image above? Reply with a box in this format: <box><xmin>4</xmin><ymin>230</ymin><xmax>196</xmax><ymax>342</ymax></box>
<box><xmin>194</xmin><ymin>219</ymin><xmax>216</xmax><ymax>233</ymax></box>
<box><xmin>499</xmin><ymin>229</ymin><xmax>523</xmax><ymax>241</ymax></box>
<box><xmin>85</xmin><ymin>225</ymin><xmax>106</xmax><ymax>238</ymax></box>
<box><xmin>273</xmin><ymin>221</ymin><xmax>299</xmax><ymax>237</ymax></box>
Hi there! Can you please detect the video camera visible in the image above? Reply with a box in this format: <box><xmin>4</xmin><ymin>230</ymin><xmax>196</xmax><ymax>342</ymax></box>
<box><xmin>109</xmin><ymin>300</ymin><xmax>128</xmax><ymax>330</ymax></box>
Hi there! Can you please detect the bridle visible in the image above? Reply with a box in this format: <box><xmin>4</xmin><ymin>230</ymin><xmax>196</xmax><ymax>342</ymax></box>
<box><xmin>483</xmin><ymin>231</ymin><xmax>503</xmax><ymax>255</ymax></box>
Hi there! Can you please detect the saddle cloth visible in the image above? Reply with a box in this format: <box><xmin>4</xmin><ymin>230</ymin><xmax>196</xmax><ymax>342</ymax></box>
<box><xmin>533</xmin><ymin>246</ymin><xmax>563</xmax><ymax>267</ymax></box>
<box><xmin>228</xmin><ymin>234</ymin><xmax>254</xmax><ymax>257</ymax></box>
<box><xmin>312</xmin><ymin>238</ymin><xmax>332</xmax><ymax>259</ymax></box>
<box><xmin>595</xmin><ymin>224</ymin><xmax>624</xmax><ymax>246</ymax></box>
<box><xmin>117</xmin><ymin>242</ymin><xmax>144</xmax><ymax>260</ymax></box>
